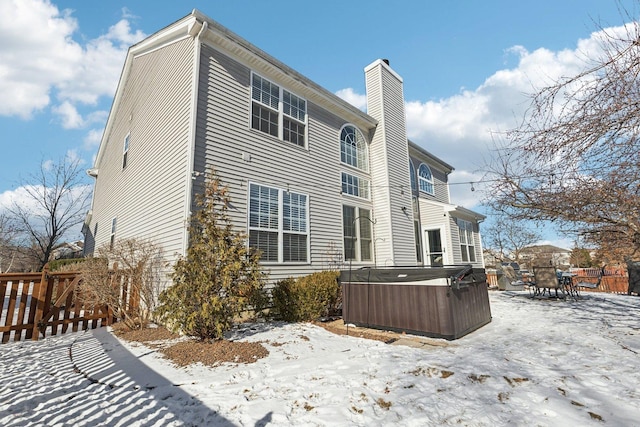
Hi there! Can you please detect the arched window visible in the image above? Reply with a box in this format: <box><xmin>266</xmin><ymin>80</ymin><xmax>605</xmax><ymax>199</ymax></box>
<box><xmin>409</xmin><ymin>161</ymin><xmax>417</xmax><ymax>192</ymax></box>
<box><xmin>418</xmin><ymin>163</ymin><xmax>434</xmax><ymax>195</ymax></box>
<box><xmin>340</xmin><ymin>125</ymin><xmax>368</xmax><ymax>171</ymax></box>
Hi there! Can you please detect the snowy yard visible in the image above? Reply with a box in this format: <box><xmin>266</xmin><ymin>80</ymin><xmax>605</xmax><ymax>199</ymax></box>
<box><xmin>1</xmin><ymin>291</ymin><xmax>639</xmax><ymax>426</ymax></box>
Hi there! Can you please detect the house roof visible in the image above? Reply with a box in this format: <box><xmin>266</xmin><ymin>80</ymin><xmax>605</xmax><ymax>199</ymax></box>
<box><xmin>522</xmin><ymin>244</ymin><xmax>570</xmax><ymax>254</ymax></box>
<box><xmin>408</xmin><ymin>140</ymin><xmax>454</xmax><ymax>173</ymax></box>
<box><xmin>93</xmin><ymin>10</ymin><xmax>378</xmax><ymax>171</ymax></box>
<box><xmin>419</xmin><ymin>198</ymin><xmax>486</xmax><ymax>221</ymax></box>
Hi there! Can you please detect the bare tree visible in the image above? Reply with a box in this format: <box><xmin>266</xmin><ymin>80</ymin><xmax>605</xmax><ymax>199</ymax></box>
<box><xmin>0</xmin><ymin>213</ymin><xmax>18</xmax><ymax>272</ymax></box>
<box><xmin>485</xmin><ymin>15</ymin><xmax>640</xmax><ymax>261</ymax></box>
<box><xmin>482</xmin><ymin>215</ymin><xmax>541</xmax><ymax>265</ymax></box>
<box><xmin>77</xmin><ymin>238</ymin><xmax>165</xmax><ymax>329</ymax></box>
<box><xmin>8</xmin><ymin>157</ymin><xmax>92</xmax><ymax>270</ymax></box>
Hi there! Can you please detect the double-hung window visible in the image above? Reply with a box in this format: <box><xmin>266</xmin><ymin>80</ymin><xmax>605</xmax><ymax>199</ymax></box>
<box><xmin>110</xmin><ymin>218</ymin><xmax>117</xmax><ymax>250</ymax></box>
<box><xmin>248</xmin><ymin>183</ymin><xmax>309</xmax><ymax>263</ymax></box>
<box><xmin>342</xmin><ymin>205</ymin><xmax>373</xmax><ymax>262</ymax></box>
<box><xmin>458</xmin><ymin>219</ymin><xmax>476</xmax><ymax>262</ymax></box>
<box><xmin>341</xmin><ymin>172</ymin><xmax>370</xmax><ymax>199</ymax></box>
<box><xmin>251</xmin><ymin>74</ymin><xmax>306</xmax><ymax>147</ymax></box>
<box><xmin>410</xmin><ymin>161</ymin><xmax>417</xmax><ymax>192</ymax></box>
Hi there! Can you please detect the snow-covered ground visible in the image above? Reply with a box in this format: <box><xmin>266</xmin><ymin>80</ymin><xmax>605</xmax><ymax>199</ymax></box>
<box><xmin>1</xmin><ymin>291</ymin><xmax>639</xmax><ymax>426</ymax></box>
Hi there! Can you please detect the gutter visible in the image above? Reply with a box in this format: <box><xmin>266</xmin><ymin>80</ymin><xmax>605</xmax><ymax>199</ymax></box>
<box><xmin>182</xmin><ymin>19</ymin><xmax>208</xmax><ymax>256</ymax></box>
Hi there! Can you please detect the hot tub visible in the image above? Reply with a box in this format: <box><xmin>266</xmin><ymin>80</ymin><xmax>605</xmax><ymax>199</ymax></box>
<box><xmin>340</xmin><ymin>266</ymin><xmax>491</xmax><ymax>340</ymax></box>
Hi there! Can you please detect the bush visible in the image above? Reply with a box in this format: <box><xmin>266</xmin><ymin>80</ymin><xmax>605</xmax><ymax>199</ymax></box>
<box><xmin>49</xmin><ymin>258</ymin><xmax>88</xmax><ymax>271</ymax></box>
<box><xmin>155</xmin><ymin>173</ymin><xmax>266</xmax><ymax>341</ymax></box>
<box><xmin>77</xmin><ymin>239</ymin><xmax>164</xmax><ymax>330</ymax></box>
<box><xmin>271</xmin><ymin>271</ymin><xmax>340</xmax><ymax>322</ymax></box>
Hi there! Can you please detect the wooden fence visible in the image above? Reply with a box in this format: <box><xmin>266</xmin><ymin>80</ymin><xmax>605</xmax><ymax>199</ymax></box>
<box><xmin>486</xmin><ymin>270</ymin><xmax>630</xmax><ymax>294</ymax></box>
<box><xmin>0</xmin><ymin>266</ymin><xmax>113</xmax><ymax>343</ymax></box>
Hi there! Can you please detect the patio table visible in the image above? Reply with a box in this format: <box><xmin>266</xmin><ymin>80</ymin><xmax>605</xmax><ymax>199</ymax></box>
<box><xmin>560</xmin><ymin>272</ymin><xmax>579</xmax><ymax>299</ymax></box>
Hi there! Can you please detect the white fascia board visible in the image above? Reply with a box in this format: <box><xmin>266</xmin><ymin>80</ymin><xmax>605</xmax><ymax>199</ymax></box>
<box><xmin>420</xmin><ymin>198</ymin><xmax>486</xmax><ymax>221</ymax></box>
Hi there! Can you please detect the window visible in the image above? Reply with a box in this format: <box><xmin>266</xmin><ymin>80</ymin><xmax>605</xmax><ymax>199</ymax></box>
<box><xmin>342</xmin><ymin>205</ymin><xmax>373</xmax><ymax>262</ymax></box>
<box><xmin>122</xmin><ymin>133</ymin><xmax>130</xmax><ymax>169</ymax></box>
<box><xmin>340</xmin><ymin>126</ymin><xmax>368</xmax><ymax>171</ymax></box>
<box><xmin>418</xmin><ymin>163</ymin><xmax>434</xmax><ymax>195</ymax></box>
<box><xmin>251</xmin><ymin>74</ymin><xmax>306</xmax><ymax>147</ymax></box>
<box><xmin>410</xmin><ymin>161</ymin><xmax>417</xmax><ymax>192</ymax></box>
<box><xmin>341</xmin><ymin>172</ymin><xmax>370</xmax><ymax>199</ymax></box>
<box><xmin>458</xmin><ymin>219</ymin><xmax>476</xmax><ymax>262</ymax></box>
<box><xmin>110</xmin><ymin>218</ymin><xmax>117</xmax><ymax>250</ymax></box>
<box><xmin>414</xmin><ymin>221</ymin><xmax>422</xmax><ymax>263</ymax></box>
<box><xmin>249</xmin><ymin>183</ymin><xmax>309</xmax><ymax>263</ymax></box>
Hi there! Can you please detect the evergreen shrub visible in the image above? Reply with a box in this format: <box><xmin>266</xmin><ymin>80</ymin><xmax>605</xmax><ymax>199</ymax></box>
<box><xmin>271</xmin><ymin>271</ymin><xmax>340</xmax><ymax>322</ymax></box>
<box><xmin>155</xmin><ymin>173</ymin><xmax>266</xmax><ymax>341</ymax></box>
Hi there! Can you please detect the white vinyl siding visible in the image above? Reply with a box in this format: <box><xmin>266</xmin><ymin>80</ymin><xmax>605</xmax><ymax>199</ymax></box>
<box><xmin>194</xmin><ymin>45</ymin><xmax>374</xmax><ymax>281</ymax></box>
<box><xmin>364</xmin><ymin>60</ymin><xmax>416</xmax><ymax>265</ymax></box>
<box><xmin>89</xmin><ymin>37</ymin><xmax>194</xmax><ymax>275</ymax></box>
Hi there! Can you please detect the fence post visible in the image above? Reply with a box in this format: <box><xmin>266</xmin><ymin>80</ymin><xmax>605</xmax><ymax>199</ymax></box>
<box><xmin>31</xmin><ymin>264</ymin><xmax>50</xmax><ymax>341</ymax></box>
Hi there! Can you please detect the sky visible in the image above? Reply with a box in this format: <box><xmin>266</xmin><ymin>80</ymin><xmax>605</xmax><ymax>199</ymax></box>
<box><xmin>1</xmin><ymin>0</ymin><xmax>639</xmax><ymax>247</ymax></box>
<box><xmin>2</xmin><ymin>290</ymin><xmax>639</xmax><ymax>425</ymax></box>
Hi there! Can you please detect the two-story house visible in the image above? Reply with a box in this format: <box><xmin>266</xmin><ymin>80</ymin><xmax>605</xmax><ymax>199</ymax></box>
<box><xmin>83</xmin><ymin>10</ymin><xmax>485</xmax><ymax>284</ymax></box>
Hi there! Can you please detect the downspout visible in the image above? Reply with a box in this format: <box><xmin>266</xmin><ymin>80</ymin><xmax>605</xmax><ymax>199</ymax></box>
<box><xmin>183</xmin><ymin>19</ymin><xmax>208</xmax><ymax>256</ymax></box>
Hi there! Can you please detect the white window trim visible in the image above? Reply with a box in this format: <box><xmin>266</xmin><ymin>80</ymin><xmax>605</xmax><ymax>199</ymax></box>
<box><xmin>342</xmin><ymin>205</ymin><xmax>374</xmax><ymax>263</ymax></box>
<box><xmin>458</xmin><ymin>219</ymin><xmax>476</xmax><ymax>263</ymax></box>
<box><xmin>250</xmin><ymin>72</ymin><xmax>308</xmax><ymax>149</ymax></box>
<box><xmin>122</xmin><ymin>133</ymin><xmax>130</xmax><ymax>169</ymax></box>
<box><xmin>418</xmin><ymin>163</ymin><xmax>435</xmax><ymax>195</ymax></box>
<box><xmin>247</xmin><ymin>182</ymin><xmax>310</xmax><ymax>264</ymax></box>
<box><xmin>110</xmin><ymin>217</ymin><xmax>117</xmax><ymax>250</ymax></box>
<box><xmin>339</xmin><ymin>124</ymin><xmax>369</xmax><ymax>172</ymax></box>
<box><xmin>341</xmin><ymin>172</ymin><xmax>371</xmax><ymax>200</ymax></box>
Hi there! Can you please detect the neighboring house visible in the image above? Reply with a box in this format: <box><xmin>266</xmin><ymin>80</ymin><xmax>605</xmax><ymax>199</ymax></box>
<box><xmin>520</xmin><ymin>245</ymin><xmax>571</xmax><ymax>270</ymax></box>
<box><xmin>83</xmin><ymin>10</ymin><xmax>485</xmax><ymax>284</ymax></box>
<box><xmin>51</xmin><ymin>241</ymin><xmax>84</xmax><ymax>260</ymax></box>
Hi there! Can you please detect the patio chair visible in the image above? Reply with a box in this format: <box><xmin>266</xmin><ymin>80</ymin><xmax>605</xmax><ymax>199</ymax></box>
<box><xmin>532</xmin><ymin>266</ymin><xmax>564</xmax><ymax>298</ymax></box>
<box><xmin>575</xmin><ymin>267</ymin><xmax>605</xmax><ymax>293</ymax></box>
<box><xmin>497</xmin><ymin>264</ymin><xmax>526</xmax><ymax>291</ymax></box>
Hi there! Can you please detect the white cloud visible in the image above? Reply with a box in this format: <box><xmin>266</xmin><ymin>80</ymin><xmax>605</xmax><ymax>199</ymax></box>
<box><xmin>334</xmin><ymin>24</ymin><xmax>629</xmax><ymax>212</ymax></box>
<box><xmin>53</xmin><ymin>101</ymin><xmax>84</xmax><ymax>129</ymax></box>
<box><xmin>83</xmin><ymin>129</ymin><xmax>104</xmax><ymax>150</ymax></box>
<box><xmin>0</xmin><ymin>186</ymin><xmax>41</xmax><ymax>212</ymax></box>
<box><xmin>64</xmin><ymin>149</ymin><xmax>84</xmax><ymax>166</ymax></box>
<box><xmin>0</xmin><ymin>0</ymin><xmax>80</xmax><ymax>118</ymax></box>
<box><xmin>447</xmin><ymin>170</ymin><xmax>486</xmax><ymax>209</ymax></box>
<box><xmin>56</xmin><ymin>18</ymin><xmax>146</xmax><ymax>105</ymax></box>
<box><xmin>335</xmin><ymin>88</ymin><xmax>367</xmax><ymax>111</ymax></box>
<box><xmin>0</xmin><ymin>0</ymin><xmax>145</xmax><ymax>119</ymax></box>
